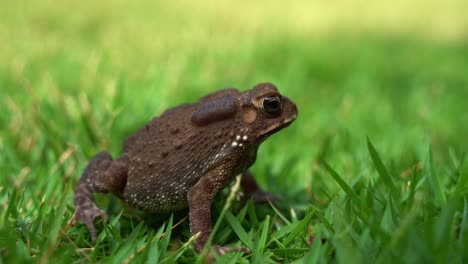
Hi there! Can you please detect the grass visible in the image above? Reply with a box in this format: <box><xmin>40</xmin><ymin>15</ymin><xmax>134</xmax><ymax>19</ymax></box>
<box><xmin>1</xmin><ymin>0</ymin><xmax>468</xmax><ymax>263</ymax></box>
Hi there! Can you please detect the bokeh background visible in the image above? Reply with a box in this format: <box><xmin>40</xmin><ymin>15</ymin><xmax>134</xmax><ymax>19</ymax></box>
<box><xmin>2</xmin><ymin>0</ymin><xmax>467</xmax><ymax>193</ymax></box>
<box><xmin>1</xmin><ymin>0</ymin><xmax>467</xmax><ymax>262</ymax></box>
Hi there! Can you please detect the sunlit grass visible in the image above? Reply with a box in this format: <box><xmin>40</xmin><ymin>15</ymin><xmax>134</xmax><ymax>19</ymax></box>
<box><xmin>1</xmin><ymin>0</ymin><xmax>467</xmax><ymax>263</ymax></box>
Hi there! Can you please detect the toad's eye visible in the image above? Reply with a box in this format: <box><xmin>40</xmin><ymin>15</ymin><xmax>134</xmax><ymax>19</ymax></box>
<box><xmin>262</xmin><ymin>95</ymin><xmax>282</xmax><ymax>116</ymax></box>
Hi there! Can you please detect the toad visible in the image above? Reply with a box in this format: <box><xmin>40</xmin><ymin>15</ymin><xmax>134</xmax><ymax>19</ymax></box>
<box><xmin>73</xmin><ymin>82</ymin><xmax>298</xmax><ymax>255</ymax></box>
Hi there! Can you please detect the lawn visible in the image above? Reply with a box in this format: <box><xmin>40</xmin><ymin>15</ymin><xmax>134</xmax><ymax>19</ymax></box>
<box><xmin>1</xmin><ymin>0</ymin><xmax>467</xmax><ymax>263</ymax></box>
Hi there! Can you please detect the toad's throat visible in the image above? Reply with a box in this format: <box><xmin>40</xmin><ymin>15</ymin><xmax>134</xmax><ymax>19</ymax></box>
<box><xmin>258</xmin><ymin>115</ymin><xmax>297</xmax><ymax>138</ymax></box>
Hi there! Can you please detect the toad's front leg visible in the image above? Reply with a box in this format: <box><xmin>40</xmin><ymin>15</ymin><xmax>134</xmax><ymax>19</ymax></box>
<box><xmin>187</xmin><ymin>166</ymin><xmax>251</xmax><ymax>255</ymax></box>
<box><xmin>73</xmin><ymin>152</ymin><xmax>128</xmax><ymax>241</ymax></box>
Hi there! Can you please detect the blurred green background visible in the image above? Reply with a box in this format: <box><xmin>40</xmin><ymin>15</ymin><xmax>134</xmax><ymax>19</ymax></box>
<box><xmin>1</xmin><ymin>0</ymin><xmax>467</xmax><ymax>263</ymax></box>
<box><xmin>2</xmin><ymin>0</ymin><xmax>467</xmax><ymax>190</ymax></box>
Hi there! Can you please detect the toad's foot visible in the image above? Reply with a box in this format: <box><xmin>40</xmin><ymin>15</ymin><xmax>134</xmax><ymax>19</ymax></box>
<box><xmin>72</xmin><ymin>204</ymin><xmax>108</xmax><ymax>242</ymax></box>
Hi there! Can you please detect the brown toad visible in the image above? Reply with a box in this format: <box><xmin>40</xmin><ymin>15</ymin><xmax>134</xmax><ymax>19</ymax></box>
<box><xmin>73</xmin><ymin>82</ymin><xmax>298</xmax><ymax>254</ymax></box>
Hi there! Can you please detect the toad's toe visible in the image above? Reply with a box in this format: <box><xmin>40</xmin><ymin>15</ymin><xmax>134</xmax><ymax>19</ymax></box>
<box><xmin>73</xmin><ymin>204</ymin><xmax>108</xmax><ymax>242</ymax></box>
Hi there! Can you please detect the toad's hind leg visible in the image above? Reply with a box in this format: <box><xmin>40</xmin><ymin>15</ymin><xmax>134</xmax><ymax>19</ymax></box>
<box><xmin>239</xmin><ymin>171</ymin><xmax>279</xmax><ymax>208</ymax></box>
<box><xmin>73</xmin><ymin>151</ymin><xmax>128</xmax><ymax>241</ymax></box>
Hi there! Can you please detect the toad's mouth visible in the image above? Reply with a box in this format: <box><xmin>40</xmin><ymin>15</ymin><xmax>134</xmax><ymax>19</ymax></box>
<box><xmin>258</xmin><ymin>115</ymin><xmax>297</xmax><ymax>138</ymax></box>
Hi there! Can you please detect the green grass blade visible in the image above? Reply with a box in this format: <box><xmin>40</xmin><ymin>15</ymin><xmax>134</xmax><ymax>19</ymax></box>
<box><xmin>453</xmin><ymin>152</ymin><xmax>467</xmax><ymax>198</ymax></box>
<box><xmin>459</xmin><ymin>197</ymin><xmax>467</xmax><ymax>249</ymax></box>
<box><xmin>303</xmin><ymin>232</ymin><xmax>324</xmax><ymax>264</ymax></box>
<box><xmin>269</xmin><ymin>201</ymin><xmax>291</xmax><ymax>225</ymax></box>
<box><xmin>225</xmin><ymin>211</ymin><xmax>253</xmax><ymax>249</ymax></box>
<box><xmin>323</xmin><ymin>162</ymin><xmax>361</xmax><ymax>207</ymax></box>
<box><xmin>367</xmin><ymin>137</ymin><xmax>398</xmax><ymax>198</ymax></box>
<box><xmin>271</xmin><ymin>222</ymin><xmax>298</xmax><ymax>242</ymax></box>
<box><xmin>247</xmin><ymin>200</ymin><xmax>259</xmax><ymax>227</ymax></box>
<box><xmin>428</xmin><ymin>145</ymin><xmax>447</xmax><ymax>206</ymax></box>
<box><xmin>434</xmin><ymin>198</ymin><xmax>456</xmax><ymax>255</ymax></box>
<box><xmin>310</xmin><ymin>206</ymin><xmax>334</xmax><ymax>233</ymax></box>
<box><xmin>4</xmin><ymin>189</ymin><xmax>18</xmax><ymax>222</ymax></box>
<box><xmin>160</xmin><ymin>215</ymin><xmax>173</xmax><ymax>258</ymax></box>
<box><xmin>381</xmin><ymin>195</ymin><xmax>396</xmax><ymax>233</ymax></box>
<box><xmin>258</xmin><ymin>215</ymin><xmax>270</xmax><ymax>254</ymax></box>
<box><xmin>146</xmin><ymin>226</ymin><xmax>165</xmax><ymax>263</ymax></box>
<box><xmin>283</xmin><ymin>209</ymin><xmax>314</xmax><ymax>246</ymax></box>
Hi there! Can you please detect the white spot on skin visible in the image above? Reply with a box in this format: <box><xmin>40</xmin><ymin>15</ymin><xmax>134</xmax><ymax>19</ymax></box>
<box><xmin>236</xmin><ymin>135</ymin><xmax>241</xmax><ymax>140</ymax></box>
<box><xmin>242</xmin><ymin>135</ymin><xmax>248</xmax><ymax>141</ymax></box>
<box><xmin>239</xmin><ymin>143</ymin><xmax>243</xmax><ymax>147</ymax></box>
<box><xmin>232</xmin><ymin>141</ymin><xmax>238</xmax><ymax>147</ymax></box>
